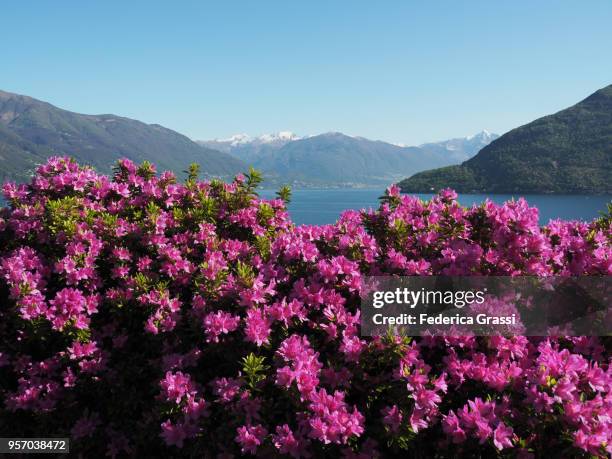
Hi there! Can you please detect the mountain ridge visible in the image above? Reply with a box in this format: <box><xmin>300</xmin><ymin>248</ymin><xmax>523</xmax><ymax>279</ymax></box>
<box><xmin>0</xmin><ymin>90</ymin><xmax>246</xmax><ymax>183</ymax></box>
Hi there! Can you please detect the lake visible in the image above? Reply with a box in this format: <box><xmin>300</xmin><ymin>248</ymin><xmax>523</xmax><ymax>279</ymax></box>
<box><xmin>258</xmin><ymin>189</ymin><xmax>612</xmax><ymax>226</ymax></box>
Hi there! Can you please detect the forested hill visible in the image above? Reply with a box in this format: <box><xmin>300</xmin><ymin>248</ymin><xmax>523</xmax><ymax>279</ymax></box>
<box><xmin>0</xmin><ymin>90</ymin><xmax>245</xmax><ymax>183</ymax></box>
<box><xmin>399</xmin><ymin>84</ymin><xmax>612</xmax><ymax>194</ymax></box>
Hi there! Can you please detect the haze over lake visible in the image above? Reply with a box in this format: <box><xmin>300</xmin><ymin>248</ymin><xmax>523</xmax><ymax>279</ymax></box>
<box><xmin>258</xmin><ymin>189</ymin><xmax>612</xmax><ymax>226</ymax></box>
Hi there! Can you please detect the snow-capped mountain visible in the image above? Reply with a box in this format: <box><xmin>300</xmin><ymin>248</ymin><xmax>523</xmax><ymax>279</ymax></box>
<box><xmin>197</xmin><ymin>130</ymin><xmax>499</xmax><ymax>187</ymax></box>
<box><xmin>198</xmin><ymin>131</ymin><xmax>301</xmax><ymax>161</ymax></box>
<box><xmin>466</xmin><ymin>129</ymin><xmax>497</xmax><ymax>142</ymax></box>
<box><xmin>258</xmin><ymin>131</ymin><xmax>301</xmax><ymax>143</ymax></box>
<box><xmin>198</xmin><ymin>130</ymin><xmax>497</xmax><ymax>166</ymax></box>
<box><xmin>418</xmin><ymin>130</ymin><xmax>500</xmax><ymax>163</ymax></box>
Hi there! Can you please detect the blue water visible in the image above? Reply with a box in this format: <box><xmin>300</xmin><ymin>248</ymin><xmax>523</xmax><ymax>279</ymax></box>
<box><xmin>258</xmin><ymin>189</ymin><xmax>611</xmax><ymax>226</ymax></box>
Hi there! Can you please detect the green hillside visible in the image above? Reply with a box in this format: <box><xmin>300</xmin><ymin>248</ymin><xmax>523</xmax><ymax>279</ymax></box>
<box><xmin>399</xmin><ymin>84</ymin><xmax>612</xmax><ymax>194</ymax></box>
<box><xmin>0</xmin><ymin>90</ymin><xmax>246</xmax><ymax>183</ymax></box>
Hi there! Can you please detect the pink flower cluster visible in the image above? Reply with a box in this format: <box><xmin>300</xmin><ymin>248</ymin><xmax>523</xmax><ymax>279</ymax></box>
<box><xmin>0</xmin><ymin>157</ymin><xmax>610</xmax><ymax>458</ymax></box>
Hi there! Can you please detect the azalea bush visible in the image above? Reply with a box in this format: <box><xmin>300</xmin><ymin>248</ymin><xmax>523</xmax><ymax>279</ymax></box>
<box><xmin>0</xmin><ymin>157</ymin><xmax>610</xmax><ymax>458</ymax></box>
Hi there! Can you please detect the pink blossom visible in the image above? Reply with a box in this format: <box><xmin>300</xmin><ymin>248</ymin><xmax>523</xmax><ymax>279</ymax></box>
<box><xmin>235</xmin><ymin>424</ymin><xmax>267</xmax><ymax>454</ymax></box>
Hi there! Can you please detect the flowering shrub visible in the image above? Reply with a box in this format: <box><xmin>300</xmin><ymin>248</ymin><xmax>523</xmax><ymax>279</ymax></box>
<box><xmin>0</xmin><ymin>157</ymin><xmax>610</xmax><ymax>458</ymax></box>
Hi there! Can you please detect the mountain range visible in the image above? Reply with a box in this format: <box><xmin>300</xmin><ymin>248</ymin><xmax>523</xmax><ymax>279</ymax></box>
<box><xmin>0</xmin><ymin>90</ymin><xmax>245</xmax><ymax>183</ymax></box>
<box><xmin>399</xmin><ymin>84</ymin><xmax>612</xmax><ymax>194</ymax></box>
<box><xmin>0</xmin><ymin>89</ymin><xmax>497</xmax><ymax>187</ymax></box>
<box><xmin>199</xmin><ymin>130</ymin><xmax>498</xmax><ymax>187</ymax></box>
<box><xmin>3</xmin><ymin>86</ymin><xmax>610</xmax><ymax>194</ymax></box>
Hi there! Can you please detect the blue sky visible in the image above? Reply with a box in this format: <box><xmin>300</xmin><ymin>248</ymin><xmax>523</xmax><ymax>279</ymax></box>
<box><xmin>2</xmin><ymin>1</ymin><xmax>611</xmax><ymax>145</ymax></box>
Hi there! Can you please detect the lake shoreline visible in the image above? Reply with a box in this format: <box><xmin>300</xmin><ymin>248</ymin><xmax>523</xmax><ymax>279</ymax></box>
<box><xmin>258</xmin><ymin>189</ymin><xmax>612</xmax><ymax>226</ymax></box>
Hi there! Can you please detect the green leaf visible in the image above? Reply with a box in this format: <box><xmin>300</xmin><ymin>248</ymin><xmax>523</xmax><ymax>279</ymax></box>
<box><xmin>241</xmin><ymin>353</ymin><xmax>269</xmax><ymax>391</ymax></box>
<box><xmin>244</xmin><ymin>167</ymin><xmax>263</xmax><ymax>195</ymax></box>
<box><xmin>185</xmin><ymin>163</ymin><xmax>200</xmax><ymax>183</ymax></box>
<box><xmin>276</xmin><ymin>185</ymin><xmax>292</xmax><ymax>204</ymax></box>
